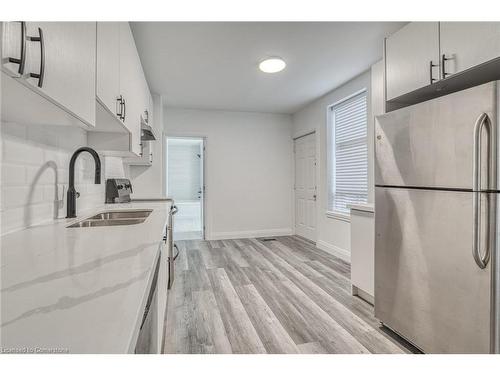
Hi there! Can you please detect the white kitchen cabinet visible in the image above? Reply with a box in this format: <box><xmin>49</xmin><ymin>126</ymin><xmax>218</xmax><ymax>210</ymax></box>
<box><xmin>385</xmin><ymin>22</ymin><xmax>440</xmax><ymax>100</ymax></box>
<box><xmin>90</xmin><ymin>22</ymin><xmax>153</xmax><ymax>157</ymax></box>
<box><xmin>148</xmin><ymin>92</ymin><xmax>154</xmax><ymax>130</ymax></box>
<box><xmin>440</xmin><ymin>22</ymin><xmax>500</xmax><ymax>77</ymax></box>
<box><xmin>124</xmin><ymin>92</ymin><xmax>156</xmax><ymax>166</ymax></box>
<box><xmin>141</xmin><ymin>65</ymin><xmax>151</xmax><ymax>121</ymax></box>
<box><xmin>386</xmin><ymin>22</ymin><xmax>500</xmax><ymax>102</ymax></box>
<box><xmin>349</xmin><ymin>204</ymin><xmax>375</xmax><ymax>304</ymax></box>
<box><xmin>1</xmin><ymin>21</ymin><xmax>96</xmax><ymax>128</ymax></box>
<box><xmin>97</xmin><ymin>22</ymin><xmax>120</xmax><ymax>118</ymax></box>
<box><xmin>1</xmin><ymin>22</ymin><xmax>25</xmax><ymax>77</ymax></box>
<box><xmin>124</xmin><ymin>142</ymin><xmax>153</xmax><ymax>166</ymax></box>
<box><xmin>24</xmin><ymin>22</ymin><xmax>96</xmax><ymax>127</ymax></box>
<box><xmin>119</xmin><ymin>22</ymin><xmax>143</xmax><ymax>156</ymax></box>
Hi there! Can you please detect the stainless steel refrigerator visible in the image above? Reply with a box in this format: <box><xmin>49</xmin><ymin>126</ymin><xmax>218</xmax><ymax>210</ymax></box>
<box><xmin>375</xmin><ymin>81</ymin><xmax>500</xmax><ymax>353</ymax></box>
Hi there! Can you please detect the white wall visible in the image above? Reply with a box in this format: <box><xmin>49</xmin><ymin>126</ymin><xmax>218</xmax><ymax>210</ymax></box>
<box><xmin>292</xmin><ymin>70</ymin><xmax>374</xmax><ymax>258</ymax></box>
<box><xmin>371</xmin><ymin>61</ymin><xmax>385</xmax><ymax>127</ymax></box>
<box><xmin>164</xmin><ymin>108</ymin><xmax>294</xmax><ymax>240</ymax></box>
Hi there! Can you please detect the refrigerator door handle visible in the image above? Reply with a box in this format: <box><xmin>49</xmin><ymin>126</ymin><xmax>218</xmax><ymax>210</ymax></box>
<box><xmin>472</xmin><ymin>113</ymin><xmax>492</xmax><ymax>269</ymax></box>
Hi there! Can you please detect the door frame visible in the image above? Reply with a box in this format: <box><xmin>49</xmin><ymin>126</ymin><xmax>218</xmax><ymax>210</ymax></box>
<box><xmin>164</xmin><ymin>134</ymin><xmax>207</xmax><ymax>240</ymax></box>
<box><xmin>293</xmin><ymin>130</ymin><xmax>317</xmax><ymax>243</ymax></box>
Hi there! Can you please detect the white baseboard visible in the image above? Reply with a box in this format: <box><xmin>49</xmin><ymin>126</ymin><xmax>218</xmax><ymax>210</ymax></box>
<box><xmin>208</xmin><ymin>228</ymin><xmax>293</xmax><ymax>240</ymax></box>
<box><xmin>352</xmin><ymin>285</ymin><xmax>374</xmax><ymax>305</ymax></box>
<box><xmin>316</xmin><ymin>240</ymin><xmax>351</xmax><ymax>263</ymax></box>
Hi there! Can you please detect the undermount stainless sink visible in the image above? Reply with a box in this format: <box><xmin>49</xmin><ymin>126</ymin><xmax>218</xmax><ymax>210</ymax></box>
<box><xmin>87</xmin><ymin>210</ymin><xmax>152</xmax><ymax>220</ymax></box>
<box><xmin>67</xmin><ymin>210</ymin><xmax>152</xmax><ymax>228</ymax></box>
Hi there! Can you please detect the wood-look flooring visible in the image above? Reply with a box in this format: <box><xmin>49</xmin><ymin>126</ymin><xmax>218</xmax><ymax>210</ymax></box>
<box><xmin>163</xmin><ymin>236</ymin><xmax>414</xmax><ymax>354</ymax></box>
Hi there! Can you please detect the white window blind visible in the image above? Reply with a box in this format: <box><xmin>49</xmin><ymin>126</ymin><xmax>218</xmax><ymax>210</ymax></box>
<box><xmin>328</xmin><ymin>91</ymin><xmax>368</xmax><ymax>215</ymax></box>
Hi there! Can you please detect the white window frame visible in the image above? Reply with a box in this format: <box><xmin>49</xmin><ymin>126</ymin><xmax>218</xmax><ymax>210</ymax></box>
<box><xmin>326</xmin><ymin>88</ymin><xmax>368</xmax><ymax>222</ymax></box>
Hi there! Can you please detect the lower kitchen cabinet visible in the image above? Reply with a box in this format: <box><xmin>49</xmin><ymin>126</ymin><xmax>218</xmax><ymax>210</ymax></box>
<box><xmin>135</xmin><ymin>253</ymin><xmax>161</xmax><ymax>354</ymax></box>
<box><xmin>157</xmin><ymin>229</ymin><xmax>170</xmax><ymax>352</ymax></box>
<box><xmin>349</xmin><ymin>204</ymin><xmax>375</xmax><ymax>304</ymax></box>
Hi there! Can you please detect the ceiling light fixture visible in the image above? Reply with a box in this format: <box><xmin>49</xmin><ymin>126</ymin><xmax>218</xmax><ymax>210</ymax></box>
<box><xmin>259</xmin><ymin>57</ymin><xmax>286</xmax><ymax>73</ymax></box>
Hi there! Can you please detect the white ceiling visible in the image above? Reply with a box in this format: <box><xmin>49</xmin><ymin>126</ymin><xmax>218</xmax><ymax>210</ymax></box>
<box><xmin>131</xmin><ymin>22</ymin><xmax>406</xmax><ymax>114</ymax></box>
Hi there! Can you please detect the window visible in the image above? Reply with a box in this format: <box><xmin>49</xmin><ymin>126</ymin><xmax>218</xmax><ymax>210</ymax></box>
<box><xmin>327</xmin><ymin>90</ymin><xmax>368</xmax><ymax>216</ymax></box>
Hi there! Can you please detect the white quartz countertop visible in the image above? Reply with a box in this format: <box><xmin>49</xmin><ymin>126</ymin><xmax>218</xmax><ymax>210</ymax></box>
<box><xmin>0</xmin><ymin>200</ymin><xmax>172</xmax><ymax>354</ymax></box>
<box><xmin>348</xmin><ymin>203</ymin><xmax>375</xmax><ymax>213</ymax></box>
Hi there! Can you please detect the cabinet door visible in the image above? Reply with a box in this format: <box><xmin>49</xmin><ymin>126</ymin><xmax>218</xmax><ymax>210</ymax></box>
<box><xmin>440</xmin><ymin>22</ymin><xmax>500</xmax><ymax>77</ymax></box>
<box><xmin>24</xmin><ymin>22</ymin><xmax>96</xmax><ymax>127</ymax></box>
<box><xmin>119</xmin><ymin>22</ymin><xmax>142</xmax><ymax>156</ymax></box>
<box><xmin>1</xmin><ymin>22</ymin><xmax>25</xmax><ymax>77</ymax></box>
<box><xmin>143</xmin><ymin>80</ymin><xmax>151</xmax><ymax>125</ymax></box>
<box><xmin>148</xmin><ymin>92</ymin><xmax>154</xmax><ymax>129</ymax></box>
<box><xmin>97</xmin><ymin>22</ymin><xmax>120</xmax><ymax>117</ymax></box>
<box><xmin>385</xmin><ymin>22</ymin><xmax>440</xmax><ymax>100</ymax></box>
<box><xmin>350</xmin><ymin>209</ymin><xmax>374</xmax><ymax>297</ymax></box>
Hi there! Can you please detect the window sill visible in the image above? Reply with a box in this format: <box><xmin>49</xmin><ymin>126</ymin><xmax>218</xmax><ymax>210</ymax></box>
<box><xmin>326</xmin><ymin>211</ymin><xmax>351</xmax><ymax>223</ymax></box>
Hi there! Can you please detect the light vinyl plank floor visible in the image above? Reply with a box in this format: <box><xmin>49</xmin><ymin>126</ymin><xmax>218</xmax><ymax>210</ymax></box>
<box><xmin>163</xmin><ymin>236</ymin><xmax>415</xmax><ymax>354</ymax></box>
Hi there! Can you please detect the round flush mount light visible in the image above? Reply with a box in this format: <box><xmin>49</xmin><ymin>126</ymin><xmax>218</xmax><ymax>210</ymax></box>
<box><xmin>259</xmin><ymin>57</ymin><xmax>286</xmax><ymax>73</ymax></box>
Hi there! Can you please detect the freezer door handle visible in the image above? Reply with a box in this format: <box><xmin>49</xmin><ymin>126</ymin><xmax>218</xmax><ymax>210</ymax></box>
<box><xmin>472</xmin><ymin>113</ymin><xmax>492</xmax><ymax>269</ymax></box>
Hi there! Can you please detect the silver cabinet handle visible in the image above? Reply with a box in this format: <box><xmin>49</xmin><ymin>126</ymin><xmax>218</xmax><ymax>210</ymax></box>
<box><xmin>472</xmin><ymin>113</ymin><xmax>492</xmax><ymax>269</ymax></box>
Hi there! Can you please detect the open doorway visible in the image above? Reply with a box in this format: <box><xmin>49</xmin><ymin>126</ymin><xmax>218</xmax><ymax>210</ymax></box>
<box><xmin>166</xmin><ymin>137</ymin><xmax>205</xmax><ymax>240</ymax></box>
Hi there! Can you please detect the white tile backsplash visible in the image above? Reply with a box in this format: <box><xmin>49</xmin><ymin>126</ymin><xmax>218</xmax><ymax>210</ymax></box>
<box><xmin>0</xmin><ymin>121</ymin><xmax>126</xmax><ymax>235</ymax></box>
<box><xmin>1</xmin><ymin>163</ymin><xmax>26</xmax><ymax>186</ymax></box>
<box><xmin>105</xmin><ymin>156</ymin><xmax>127</xmax><ymax>178</ymax></box>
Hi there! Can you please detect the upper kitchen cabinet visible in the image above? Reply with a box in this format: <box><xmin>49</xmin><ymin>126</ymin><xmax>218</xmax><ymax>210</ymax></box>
<box><xmin>119</xmin><ymin>22</ymin><xmax>144</xmax><ymax>156</ymax></box>
<box><xmin>1</xmin><ymin>21</ymin><xmax>96</xmax><ymax>128</ymax></box>
<box><xmin>440</xmin><ymin>22</ymin><xmax>500</xmax><ymax>77</ymax></box>
<box><xmin>385</xmin><ymin>22</ymin><xmax>440</xmax><ymax>101</ymax></box>
<box><xmin>91</xmin><ymin>22</ymin><xmax>151</xmax><ymax>157</ymax></box>
<box><xmin>385</xmin><ymin>22</ymin><xmax>500</xmax><ymax>105</ymax></box>
<box><xmin>124</xmin><ymin>91</ymin><xmax>156</xmax><ymax>166</ymax></box>
<box><xmin>96</xmin><ymin>22</ymin><xmax>120</xmax><ymax>118</ymax></box>
<box><xmin>1</xmin><ymin>22</ymin><xmax>26</xmax><ymax>77</ymax></box>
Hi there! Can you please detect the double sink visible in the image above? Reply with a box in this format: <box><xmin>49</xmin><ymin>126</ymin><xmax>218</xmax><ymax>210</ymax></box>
<box><xmin>67</xmin><ymin>209</ymin><xmax>153</xmax><ymax>228</ymax></box>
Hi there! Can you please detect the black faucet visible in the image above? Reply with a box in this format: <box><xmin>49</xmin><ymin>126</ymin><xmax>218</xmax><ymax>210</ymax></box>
<box><xmin>67</xmin><ymin>147</ymin><xmax>101</xmax><ymax>218</ymax></box>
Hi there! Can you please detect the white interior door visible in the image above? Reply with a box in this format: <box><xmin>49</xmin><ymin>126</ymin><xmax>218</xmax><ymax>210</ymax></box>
<box><xmin>294</xmin><ymin>133</ymin><xmax>316</xmax><ymax>241</ymax></box>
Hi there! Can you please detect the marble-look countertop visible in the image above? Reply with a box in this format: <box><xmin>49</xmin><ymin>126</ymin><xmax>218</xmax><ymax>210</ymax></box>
<box><xmin>348</xmin><ymin>203</ymin><xmax>375</xmax><ymax>213</ymax></box>
<box><xmin>0</xmin><ymin>200</ymin><xmax>171</xmax><ymax>354</ymax></box>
